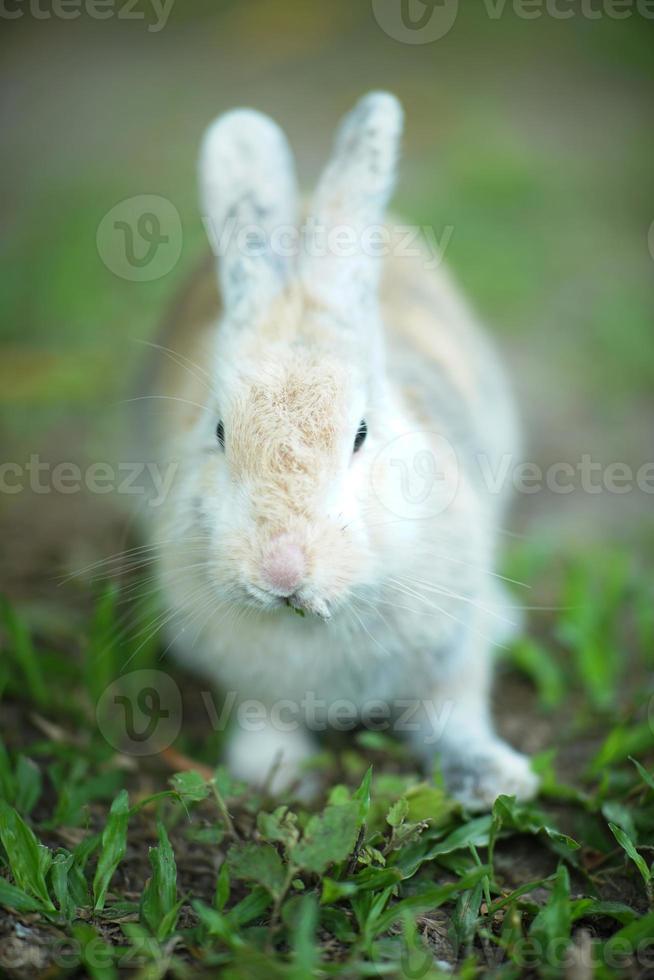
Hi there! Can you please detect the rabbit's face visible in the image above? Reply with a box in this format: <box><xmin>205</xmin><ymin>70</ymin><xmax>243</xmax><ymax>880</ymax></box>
<box><xmin>192</xmin><ymin>92</ymin><xmax>407</xmax><ymax>619</ymax></box>
<box><xmin>195</xmin><ymin>310</ymin><xmax>391</xmax><ymax>619</ymax></box>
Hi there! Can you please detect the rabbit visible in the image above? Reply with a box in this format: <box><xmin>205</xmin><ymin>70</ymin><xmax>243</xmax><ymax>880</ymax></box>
<box><xmin>140</xmin><ymin>91</ymin><xmax>539</xmax><ymax>811</ymax></box>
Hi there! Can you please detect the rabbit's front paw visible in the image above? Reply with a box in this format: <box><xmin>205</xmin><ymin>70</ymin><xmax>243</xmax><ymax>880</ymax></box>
<box><xmin>226</xmin><ymin>724</ymin><xmax>320</xmax><ymax>801</ymax></box>
<box><xmin>442</xmin><ymin>740</ymin><xmax>539</xmax><ymax>812</ymax></box>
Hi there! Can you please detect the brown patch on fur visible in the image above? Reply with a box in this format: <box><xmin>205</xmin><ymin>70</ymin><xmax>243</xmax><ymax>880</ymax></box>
<box><xmin>228</xmin><ymin>354</ymin><xmax>347</xmax><ymax>519</ymax></box>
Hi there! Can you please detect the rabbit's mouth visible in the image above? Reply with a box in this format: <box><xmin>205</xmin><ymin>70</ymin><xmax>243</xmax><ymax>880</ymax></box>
<box><xmin>243</xmin><ymin>583</ymin><xmax>331</xmax><ymax>621</ymax></box>
<box><xmin>283</xmin><ymin>593</ymin><xmax>331</xmax><ymax>621</ymax></box>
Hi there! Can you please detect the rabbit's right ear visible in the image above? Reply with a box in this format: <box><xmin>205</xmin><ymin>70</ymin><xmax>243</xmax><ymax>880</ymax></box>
<box><xmin>301</xmin><ymin>92</ymin><xmax>403</xmax><ymax>322</ymax></box>
<box><xmin>199</xmin><ymin>109</ymin><xmax>298</xmax><ymax>323</ymax></box>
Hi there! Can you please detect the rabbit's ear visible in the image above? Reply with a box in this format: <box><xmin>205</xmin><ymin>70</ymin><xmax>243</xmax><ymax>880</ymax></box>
<box><xmin>199</xmin><ymin>109</ymin><xmax>298</xmax><ymax>322</ymax></box>
<box><xmin>302</xmin><ymin>92</ymin><xmax>403</xmax><ymax>320</ymax></box>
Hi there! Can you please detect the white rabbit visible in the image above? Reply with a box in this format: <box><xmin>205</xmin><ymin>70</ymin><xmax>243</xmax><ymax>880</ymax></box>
<box><xmin>141</xmin><ymin>92</ymin><xmax>538</xmax><ymax>810</ymax></box>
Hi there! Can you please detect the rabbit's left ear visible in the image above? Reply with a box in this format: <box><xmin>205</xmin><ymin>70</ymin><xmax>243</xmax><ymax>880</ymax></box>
<box><xmin>302</xmin><ymin>92</ymin><xmax>403</xmax><ymax>320</ymax></box>
<box><xmin>199</xmin><ymin>109</ymin><xmax>298</xmax><ymax>323</ymax></box>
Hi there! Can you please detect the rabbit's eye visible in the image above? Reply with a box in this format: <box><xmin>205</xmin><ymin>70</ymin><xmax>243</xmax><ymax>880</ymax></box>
<box><xmin>353</xmin><ymin>419</ymin><xmax>367</xmax><ymax>453</ymax></box>
<box><xmin>216</xmin><ymin>421</ymin><xmax>225</xmax><ymax>450</ymax></box>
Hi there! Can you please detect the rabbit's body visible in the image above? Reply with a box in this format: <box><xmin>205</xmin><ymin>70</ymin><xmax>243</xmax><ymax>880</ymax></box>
<box><xmin>141</xmin><ymin>93</ymin><xmax>538</xmax><ymax>808</ymax></box>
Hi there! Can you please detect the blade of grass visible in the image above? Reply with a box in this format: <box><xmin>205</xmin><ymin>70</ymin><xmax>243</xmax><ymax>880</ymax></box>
<box><xmin>609</xmin><ymin>823</ymin><xmax>653</xmax><ymax>903</ymax></box>
<box><xmin>92</xmin><ymin>789</ymin><xmax>130</xmax><ymax>912</ymax></box>
<box><xmin>140</xmin><ymin>820</ymin><xmax>181</xmax><ymax>941</ymax></box>
<box><xmin>0</xmin><ymin>800</ymin><xmax>54</xmax><ymax>909</ymax></box>
<box><xmin>14</xmin><ymin>755</ymin><xmax>42</xmax><ymax>816</ymax></box>
<box><xmin>0</xmin><ymin>876</ymin><xmax>49</xmax><ymax>913</ymax></box>
<box><xmin>0</xmin><ymin>596</ymin><xmax>47</xmax><ymax>708</ymax></box>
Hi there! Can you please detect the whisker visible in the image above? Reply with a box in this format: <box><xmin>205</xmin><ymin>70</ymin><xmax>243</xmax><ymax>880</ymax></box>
<box><xmin>347</xmin><ymin>604</ymin><xmax>393</xmax><ymax>658</ymax></box>
<box><xmin>384</xmin><ymin>579</ymin><xmax>509</xmax><ymax>652</ymax></box>
<box><xmin>118</xmin><ymin>394</ymin><xmax>212</xmax><ymax>414</ymax></box>
<box><xmin>134</xmin><ymin>338</ymin><xmax>219</xmax><ymax>401</ymax></box>
<box><xmin>390</xmin><ymin>574</ymin><xmax>518</xmax><ymax>629</ymax></box>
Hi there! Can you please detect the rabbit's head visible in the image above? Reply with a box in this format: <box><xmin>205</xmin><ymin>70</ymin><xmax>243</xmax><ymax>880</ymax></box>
<box><xmin>185</xmin><ymin>92</ymin><xmax>437</xmax><ymax>621</ymax></box>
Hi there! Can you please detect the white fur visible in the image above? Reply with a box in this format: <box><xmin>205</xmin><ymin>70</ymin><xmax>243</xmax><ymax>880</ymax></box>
<box><xmin>225</xmin><ymin>723</ymin><xmax>318</xmax><ymax>800</ymax></box>
<box><xmin>199</xmin><ymin>108</ymin><xmax>298</xmax><ymax>322</ymax></box>
<box><xmin>144</xmin><ymin>92</ymin><xmax>539</xmax><ymax>810</ymax></box>
<box><xmin>301</xmin><ymin>91</ymin><xmax>403</xmax><ymax>318</ymax></box>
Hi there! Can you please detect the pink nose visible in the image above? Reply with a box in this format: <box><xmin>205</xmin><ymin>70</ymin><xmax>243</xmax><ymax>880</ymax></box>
<box><xmin>261</xmin><ymin>535</ymin><xmax>306</xmax><ymax>596</ymax></box>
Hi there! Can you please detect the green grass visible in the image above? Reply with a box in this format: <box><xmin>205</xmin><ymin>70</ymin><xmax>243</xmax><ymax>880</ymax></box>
<box><xmin>1</xmin><ymin>6</ymin><xmax>653</xmax><ymax>976</ymax></box>
<box><xmin>1</xmin><ymin>544</ymin><xmax>654</xmax><ymax>977</ymax></box>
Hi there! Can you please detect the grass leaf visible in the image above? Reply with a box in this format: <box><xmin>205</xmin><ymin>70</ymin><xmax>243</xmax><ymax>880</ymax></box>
<box><xmin>92</xmin><ymin>789</ymin><xmax>129</xmax><ymax>912</ymax></box>
<box><xmin>225</xmin><ymin>885</ymin><xmax>272</xmax><ymax>926</ymax></box>
<box><xmin>609</xmin><ymin>822</ymin><xmax>652</xmax><ymax>897</ymax></box>
<box><xmin>171</xmin><ymin>770</ymin><xmax>210</xmax><ymax>804</ymax></box>
<box><xmin>289</xmin><ymin>894</ymin><xmax>318</xmax><ymax>977</ymax></box>
<box><xmin>71</xmin><ymin>922</ymin><xmax>118</xmax><ymax>980</ymax></box>
<box><xmin>0</xmin><ymin>596</ymin><xmax>47</xmax><ymax>707</ymax></box>
<box><xmin>226</xmin><ymin>842</ymin><xmax>286</xmax><ymax>900</ymax></box>
<box><xmin>529</xmin><ymin>864</ymin><xmax>571</xmax><ymax>970</ymax></box>
<box><xmin>257</xmin><ymin>806</ymin><xmax>300</xmax><ymax>848</ymax></box>
<box><xmin>0</xmin><ymin>736</ymin><xmax>16</xmax><ymax>802</ymax></box>
<box><xmin>510</xmin><ymin>637</ymin><xmax>566</xmax><ymax>709</ymax></box>
<box><xmin>630</xmin><ymin>757</ymin><xmax>654</xmax><ymax>793</ymax></box>
<box><xmin>50</xmin><ymin>850</ymin><xmax>76</xmax><ymax>919</ymax></box>
<box><xmin>214</xmin><ymin>862</ymin><xmax>230</xmax><ymax>911</ymax></box>
<box><xmin>14</xmin><ymin>755</ymin><xmax>42</xmax><ymax>816</ymax></box>
<box><xmin>0</xmin><ymin>800</ymin><xmax>54</xmax><ymax>909</ymax></box>
<box><xmin>85</xmin><ymin>582</ymin><xmax>121</xmax><ymax>704</ymax></box>
<box><xmin>353</xmin><ymin>765</ymin><xmax>373</xmax><ymax>825</ymax></box>
<box><xmin>426</xmin><ymin>815</ymin><xmax>493</xmax><ymax>857</ymax></box>
<box><xmin>386</xmin><ymin>798</ymin><xmax>409</xmax><ymax>829</ymax></box>
<box><xmin>492</xmin><ymin>794</ymin><xmax>580</xmax><ymax>857</ymax></box>
<box><xmin>602</xmin><ymin>911</ymin><xmax>654</xmax><ymax>969</ymax></box>
<box><xmin>140</xmin><ymin>820</ymin><xmax>180</xmax><ymax>940</ymax></box>
<box><xmin>0</xmin><ymin>875</ymin><xmax>48</xmax><ymax>913</ymax></box>
<box><xmin>293</xmin><ymin>802</ymin><xmax>361</xmax><ymax>875</ymax></box>
<box><xmin>374</xmin><ymin>867</ymin><xmax>489</xmax><ymax>936</ymax></box>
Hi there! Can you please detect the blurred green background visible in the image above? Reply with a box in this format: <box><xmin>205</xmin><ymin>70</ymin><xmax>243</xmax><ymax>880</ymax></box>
<box><xmin>1</xmin><ymin>0</ymin><xmax>653</xmax><ymax>598</ymax></box>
